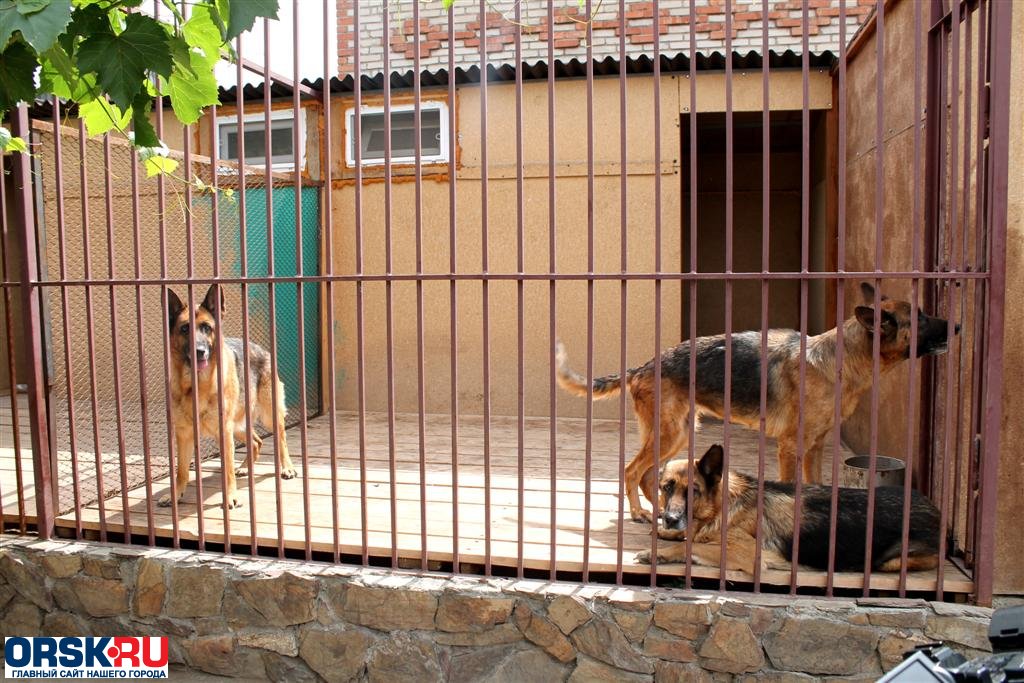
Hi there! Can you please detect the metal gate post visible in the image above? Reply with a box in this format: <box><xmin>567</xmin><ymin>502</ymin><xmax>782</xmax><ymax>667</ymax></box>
<box><xmin>9</xmin><ymin>105</ymin><xmax>55</xmax><ymax>539</ymax></box>
<box><xmin>974</xmin><ymin>0</ymin><xmax>1013</xmax><ymax>607</ymax></box>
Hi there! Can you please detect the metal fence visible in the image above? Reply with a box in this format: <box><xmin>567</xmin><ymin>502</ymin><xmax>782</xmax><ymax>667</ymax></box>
<box><xmin>0</xmin><ymin>0</ymin><xmax>1013</xmax><ymax>606</ymax></box>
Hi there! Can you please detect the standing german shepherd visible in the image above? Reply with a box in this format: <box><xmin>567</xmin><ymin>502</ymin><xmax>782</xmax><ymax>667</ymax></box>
<box><xmin>557</xmin><ymin>282</ymin><xmax>956</xmax><ymax>523</ymax></box>
<box><xmin>161</xmin><ymin>284</ymin><xmax>296</xmax><ymax>510</ymax></box>
<box><xmin>635</xmin><ymin>444</ymin><xmax>940</xmax><ymax>574</ymax></box>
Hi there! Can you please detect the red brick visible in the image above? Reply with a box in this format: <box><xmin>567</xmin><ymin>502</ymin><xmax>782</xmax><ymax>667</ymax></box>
<box><xmin>734</xmin><ymin>11</ymin><xmax>762</xmax><ymax>20</ymax></box>
<box><xmin>427</xmin><ymin>31</ymin><xmax>448</xmax><ymax>41</ymax></box>
<box><xmin>776</xmin><ymin>18</ymin><xmax>802</xmax><ymax>26</ymax></box>
<box><xmin>462</xmin><ymin>38</ymin><xmax>480</xmax><ymax>47</ymax></box>
<box><xmin>630</xmin><ymin>1</ymin><xmax>655</xmax><ymax>10</ymax></box>
<box><xmin>629</xmin><ymin>32</ymin><xmax>656</xmax><ymax>43</ymax></box>
<box><xmin>709</xmin><ymin>29</ymin><xmax>726</xmax><ymax>39</ymax></box>
<box><xmin>454</xmin><ymin>31</ymin><xmax>475</xmax><ymax>39</ymax></box>
<box><xmin>817</xmin><ymin>7</ymin><xmax>840</xmax><ymax>16</ymax></box>
<box><xmin>554</xmin><ymin>37</ymin><xmax>581</xmax><ymax>48</ymax></box>
<box><xmin>695</xmin><ymin>22</ymin><xmax>717</xmax><ymax>31</ymax></box>
<box><xmin>626</xmin><ymin>9</ymin><xmax>653</xmax><ymax>18</ymax></box>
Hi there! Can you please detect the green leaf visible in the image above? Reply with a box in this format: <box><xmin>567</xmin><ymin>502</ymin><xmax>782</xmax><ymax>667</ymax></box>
<box><xmin>78</xmin><ymin>96</ymin><xmax>130</xmax><ymax>136</ymax></box>
<box><xmin>0</xmin><ymin>126</ymin><xmax>28</xmax><ymax>153</ymax></box>
<box><xmin>224</xmin><ymin>0</ymin><xmax>278</xmax><ymax>41</ymax></box>
<box><xmin>0</xmin><ymin>0</ymin><xmax>70</xmax><ymax>52</ymax></box>
<box><xmin>0</xmin><ymin>39</ymin><xmax>37</xmax><ymax>113</ymax></box>
<box><xmin>77</xmin><ymin>13</ymin><xmax>173</xmax><ymax>110</ymax></box>
<box><xmin>143</xmin><ymin>154</ymin><xmax>177</xmax><ymax>176</ymax></box>
<box><xmin>166</xmin><ymin>50</ymin><xmax>218</xmax><ymax>125</ymax></box>
<box><xmin>166</xmin><ymin>35</ymin><xmax>195</xmax><ymax>77</ymax></box>
<box><xmin>15</xmin><ymin>0</ymin><xmax>51</xmax><ymax>15</ymax></box>
<box><xmin>442</xmin><ymin>0</ymin><xmax>454</xmax><ymax>8</ymax></box>
<box><xmin>38</xmin><ymin>44</ymin><xmax>95</xmax><ymax>100</ymax></box>
<box><xmin>130</xmin><ymin>94</ymin><xmax>159</xmax><ymax>147</ymax></box>
<box><xmin>182</xmin><ymin>4</ymin><xmax>222</xmax><ymax>65</ymax></box>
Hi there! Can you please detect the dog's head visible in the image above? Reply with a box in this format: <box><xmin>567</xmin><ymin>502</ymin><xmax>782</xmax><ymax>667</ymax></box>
<box><xmin>167</xmin><ymin>284</ymin><xmax>224</xmax><ymax>373</ymax></box>
<box><xmin>854</xmin><ymin>282</ymin><xmax>959</xmax><ymax>360</ymax></box>
<box><xmin>657</xmin><ymin>444</ymin><xmax>725</xmax><ymax>532</ymax></box>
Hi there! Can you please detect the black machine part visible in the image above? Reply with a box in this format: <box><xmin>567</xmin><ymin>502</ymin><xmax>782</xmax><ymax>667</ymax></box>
<box><xmin>991</xmin><ymin>606</ymin><xmax>1024</xmax><ymax>653</ymax></box>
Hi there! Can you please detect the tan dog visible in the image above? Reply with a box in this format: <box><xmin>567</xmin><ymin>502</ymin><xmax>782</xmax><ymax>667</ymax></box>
<box><xmin>161</xmin><ymin>284</ymin><xmax>295</xmax><ymax>509</ymax></box>
<box><xmin>557</xmin><ymin>282</ymin><xmax>957</xmax><ymax>523</ymax></box>
<box><xmin>636</xmin><ymin>444</ymin><xmax>940</xmax><ymax>574</ymax></box>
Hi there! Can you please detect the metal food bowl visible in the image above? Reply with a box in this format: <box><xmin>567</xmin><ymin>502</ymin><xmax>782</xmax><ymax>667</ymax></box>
<box><xmin>841</xmin><ymin>455</ymin><xmax>906</xmax><ymax>489</ymax></box>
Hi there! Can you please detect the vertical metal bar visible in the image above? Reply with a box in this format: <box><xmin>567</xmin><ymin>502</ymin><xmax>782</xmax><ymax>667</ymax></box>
<box><xmin>412</xmin><ymin>0</ymin><xmax>429</xmax><ymax>572</ymax></box>
<box><xmin>77</xmin><ymin>118</ymin><xmax>107</xmax><ymax>542</ymax></box>
<box><xmin>235</xmin><ymin>37</ymin><xmax>259</xmax><ymax>557</ymax></box>
<box><xmin>546</xmin><ymin>0</ymin><xmax>557</xmax><ymax>582</ymax></box>
<box><xmin>937</xmin><ymin>0</ymin><xmax>964</xmax><ymax>597</ymax></box>
<box><xmin>975</xmin><ymin>0</ymin><xmax>1012</xmax><ymax>607</ymax></box>
<box><xmin>352</xmin><ymin>0</ymin><xmax>369</xmax><ymax>566</ymax></box>
<box><xmin>788</xmin><ymin>0</ymin><xmax>811</xmax><ymax>593</ymax></box>
<box><xmin>861</xmin><ymin>0</ymin><xmax>886</xmax><ymax>594</ymax></box>
<box><xmin>753</xmin><ymin>0</ymin><xmax>771</xmax><ymax>593</ymax></box>
<box><xmin>52</xmin><ymin>99</ymin><xmax>83</xmax><ymax>538</ymax></box>
<box><xmin>182</xmin><ymin>121</ymin><xmax>206</xmax><ymax>550</ymax></box>
<box><xmin>614</xmin><ymin>0</ymin><xmax>628</xmax><ymax>586</ymax></box>
<box><xmin>101</xmin><ymin>134</ymin><xmax>132</xmax><ymax>541</ymax></box>
<box><xmin>719</xmin><ymin>0</ymin><xmax>735</xmax><ymax>589</ymax></box>
<box><xmin>208</xmin><ymin>102</ymin><xmax>234</xmax><ymax>552</ymax></box>
<box><xmin>10</xmin><ymin>106</ymin><xmax>54</xmax><ymax>539</ymax></box>
<box><xmin>514</xmin><ymin>0</ymin><xmax>526</xmax><ymax>580</ymax></box>
<box><xmin>322</xmin><ymin>0</ymin><xmax>339</xmax><ymax>565</ymax></box>
<box><xmin>650</xmin><ymin>0</ymin><xmax>663</xmax><ymax>588</ymax></box>
<box><xmin>292</xmin><ymin>0</ymin><xmax>312</xmax><ymax>562</ymax></box>
<box><xmin>898</xmin><ymin>0</ymin><xmax>925</xmax><ymax>596</ymax></box>
<box><xmin>0</xmin><ymin>133</ymin><xmax>26</xmax><ymax>532</ymax></box>
<box><xmin>683</xmin><ymin>0</ymin><xmax>698</xmax><ymax>591</ymax></box>
<box><xmin>478</xmin><ymin>0</ymin><xmax>492</xmax><ymax>577</ymax></box>
<box><xmin>583</xmin><ymin>0</ymin><xmax>596</xmax><ymax>584</ymax></box>
<box><xmin>151</xmin><ymin>3</ymin><xmax>180</xmax><ymax>545</ymax></box>
<box><xmin>446</xmin><ymin>0</ymin><xmax>460</xmax><ymax>572</ymax></box>
<box><xmin>951</xmin><ymin>0</ymin><xmax>974</xmax><ymax>557</ymax></box>
<box><xmin>262</xmin><ymin>17</ymin><xmax>285</xmax><ymax>559</ymax></box>
<box><xmin>965</xmin><ymin>0</ymin><xmax>989</xmax><ymax>566</ymax></box>
<box><xmin>129</xmin><ymin>113</ymin><xmax>156</xmax><ymax>547</ymax></box>
<box><xmin>382</xmin><ymin>3</ymin><xmax>398</xmax><ymax>569</ymax></box>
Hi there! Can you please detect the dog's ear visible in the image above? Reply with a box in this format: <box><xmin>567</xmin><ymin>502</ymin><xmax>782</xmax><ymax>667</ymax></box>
<box><xmin>201</xmin><ymin>284</ymin><xmax>225</xmax><ymax>317</ymax></box>
<box><xmin>855</xmin><ymin>306</ymin><xmax>898</xmax><ymax>336</ymax></box>
<box><xmin>697</xmin><ymin>444</ymin><xmax>724</xmax><ymax>488</ymax></box>
<box><xmin>167</xmin><ymin>289</ymin><xmax>184</xmax><ymax>333</ymax></box>
<box><xmin>860</xmin><ymin>281</ymin><xmax>889</xmax><ymax>303</ymax></box>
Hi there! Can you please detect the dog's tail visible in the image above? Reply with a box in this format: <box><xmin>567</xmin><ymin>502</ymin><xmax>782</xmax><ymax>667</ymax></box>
<box><xmin>555</xmin><ymin>340</ymin><xmax>627</xmax><ymax>400</ymax></box>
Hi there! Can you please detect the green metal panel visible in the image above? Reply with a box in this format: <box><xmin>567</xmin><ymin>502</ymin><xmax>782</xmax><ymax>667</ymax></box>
<box><xmin>241</xmin><ymin>186</ymin><xmax>321</xmax><ymax>416</ymax></box>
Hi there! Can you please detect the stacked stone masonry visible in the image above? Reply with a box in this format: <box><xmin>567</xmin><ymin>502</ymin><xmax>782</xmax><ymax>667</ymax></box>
<box><xmin>0</xmin><ymin>537</ymin><xmax>993</xmax><ymax>682</ymax></box>
<box><xmin>337</xmin><ymin>0</ymin><xmax>876</xmax><ymax>78</ymax></box>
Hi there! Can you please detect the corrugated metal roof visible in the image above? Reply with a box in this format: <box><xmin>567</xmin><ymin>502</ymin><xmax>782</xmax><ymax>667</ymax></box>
<box><xmin>218</xmin><ymin>50</ymin><xmax>837</xmax><ymax>101</ymax></box>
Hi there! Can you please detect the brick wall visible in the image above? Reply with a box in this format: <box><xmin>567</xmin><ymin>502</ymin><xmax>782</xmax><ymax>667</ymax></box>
<box><xmin>337</xmin><ymin>0</ymin><xmax>875</xmax><ymax>79</ymax></box>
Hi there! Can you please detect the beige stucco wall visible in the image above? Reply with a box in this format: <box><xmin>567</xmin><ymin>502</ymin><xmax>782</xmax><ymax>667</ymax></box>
<box><xmin>995</xmin><ymin>2</ymin><xmax>1024</xmax><ymax>595</ymax></box>
<box><xmin>844</xmin><ymin>0</ymin><xmax>1023</xmax><ymax>593</ymax></box>
<box><xmin>327</xmin><ymin>71</ymin><xmax>832</xmax><ymax>419</ymax></box>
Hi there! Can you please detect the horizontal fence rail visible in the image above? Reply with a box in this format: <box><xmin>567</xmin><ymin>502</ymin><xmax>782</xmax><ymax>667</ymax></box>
<box><xmin>0</xmin><ymin>0</ymin><xmax>1011</xmax><ymax>605</ymax></box>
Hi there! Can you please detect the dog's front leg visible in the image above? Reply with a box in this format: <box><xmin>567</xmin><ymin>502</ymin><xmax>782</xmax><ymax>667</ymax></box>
<box><xmin>219</xmin><ymin>420</ymin><xmax>241</xmax><ymax>509</ymax></box>
<box><xmin>635</xmin><ymin>540</ymin><xmax>690</xmax><ymax>565</ymax></box>
<box><xmin>159</xmin><ymin>428</ymin><xmax>195</xmax><ymax>507</ymax></box>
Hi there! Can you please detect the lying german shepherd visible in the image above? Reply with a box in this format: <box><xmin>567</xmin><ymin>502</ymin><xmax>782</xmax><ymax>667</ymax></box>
<box><xmin>557</xmin><ymin>282</ymin><xmax>957</xmax><ymax>523</ymax></box>
<box><xmin>161</xmin><ymin>284</ymin><xmax>296</xmax><ymax>510</ymax></box>
<box><xmin>635</xmin><ymin>444</ymin><xmax>940</xmax><ymax>574</ymax></box>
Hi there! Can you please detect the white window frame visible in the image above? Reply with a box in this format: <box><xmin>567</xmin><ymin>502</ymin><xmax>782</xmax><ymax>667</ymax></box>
<box><xmin>215</xmin><ymin>109</ymin><xmax>306</xmax><ymax>171</ymax></box>
<box><xmin>345</xmin><ymin>102</ymin><xmax>450</xmax><ymax>167</ymax></box>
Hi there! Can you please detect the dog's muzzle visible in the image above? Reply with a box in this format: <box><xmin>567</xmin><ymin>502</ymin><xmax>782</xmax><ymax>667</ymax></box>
<box><xmin>193</xmin><ymin>346</ymin><xmax>210</xmax><ymax>371</ymax></box>
<box><xmin>662</xmin><ymin>509</ymin><xmax>686</xmax><ymax>530</ymax></box>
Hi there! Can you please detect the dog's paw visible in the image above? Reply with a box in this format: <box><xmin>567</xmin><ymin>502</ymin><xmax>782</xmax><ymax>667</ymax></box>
<box><xmin>280</xmin><ymin>467</ymin><xmax>297</xmax><ymax>480</ymax></box>
<box><xmin>635</xmin><ymin>549</ymin><xmax>652</xmax><ymax>564</ymax></box>
<box><xmin>630</xmin><ymin>509</ymin><xmax>653</xmax><ymax>524</ymax></box>
<box><xmin>234</xmin><ymin>461</ymin><xmax>250</xmax><ymax>477</ymax></box>
<box><xmin>223</xmin><ymin>494</ymin><xmax>243</xmax><ymax>510</ymax></box>
<box><xmin>157</xmin><ymin>494</ymin><xmax>173</xmax><ymax>508</ymax></box>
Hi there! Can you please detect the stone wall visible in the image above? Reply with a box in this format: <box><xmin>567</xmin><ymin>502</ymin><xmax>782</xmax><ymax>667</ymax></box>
<box><xmin>0</xmin><ymin>536</ymin><xmax>994</xmax><ymax>682</ymax></box>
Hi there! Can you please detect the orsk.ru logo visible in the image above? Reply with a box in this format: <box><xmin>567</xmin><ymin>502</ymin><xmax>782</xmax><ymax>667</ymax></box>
<box><xmin>4</xmin><ymin>637</ymin><xmax>168</xmax><ymax>678</ymax></box>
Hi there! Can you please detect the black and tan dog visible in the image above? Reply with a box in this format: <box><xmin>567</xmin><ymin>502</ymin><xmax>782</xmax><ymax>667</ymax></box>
<box><xmin>161</xmin><ymin>284</ymin><xmax>296</xmax><ymax>510</ymax></box>
<box><xmin>635</xmin><ymin>444</ymin><xmax>940</xmax><ymax>574</ymax></box>
<box><xmin>557</xmin><ymin>282</ymin><xmax>956</xmax><ymax>523</ymax></box>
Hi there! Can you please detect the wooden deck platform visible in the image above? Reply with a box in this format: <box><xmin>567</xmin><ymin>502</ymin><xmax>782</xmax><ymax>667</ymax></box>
<box><xmin>51</xmin><ymin>411</ymin><xmax>972</xmax><ymax>594</ymax></box>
